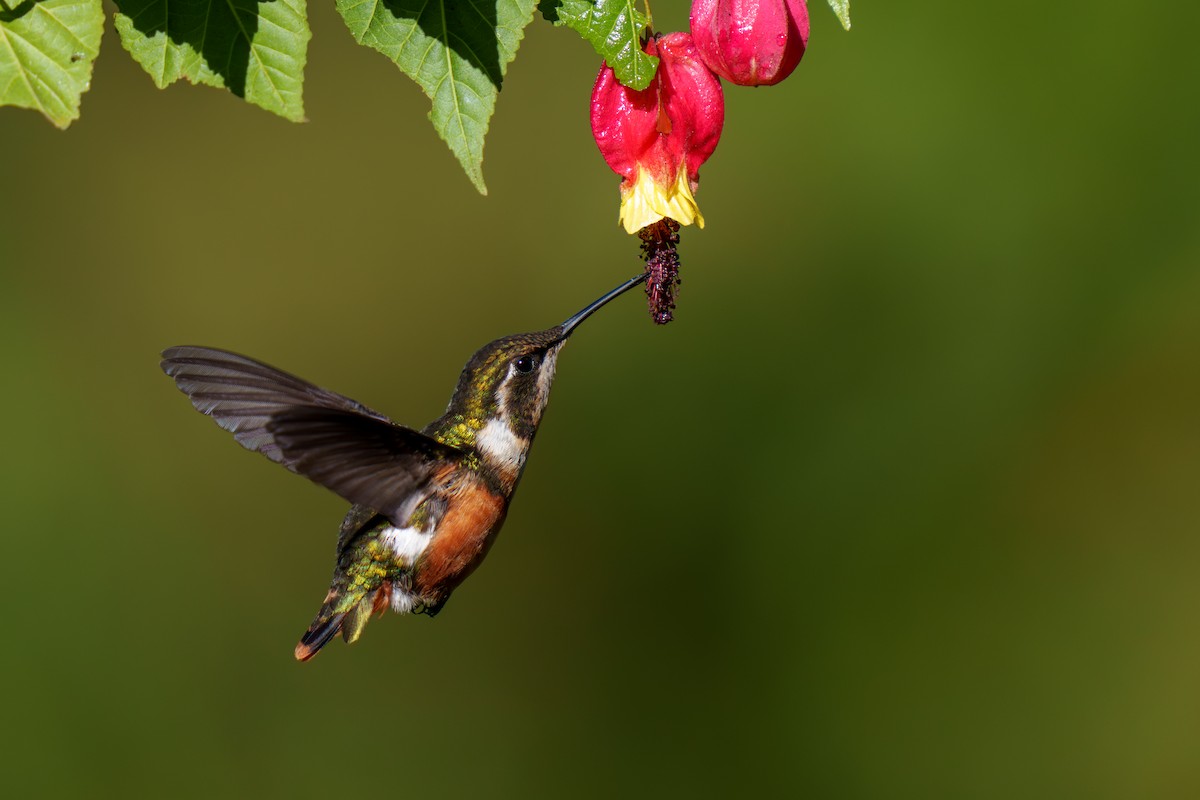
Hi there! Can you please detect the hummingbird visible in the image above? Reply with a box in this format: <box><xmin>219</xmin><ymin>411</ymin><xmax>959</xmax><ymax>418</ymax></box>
<box><xmin>161</xmin><ymin>273</ymin><xmax>646</xmax><ymax>661</ymax></box>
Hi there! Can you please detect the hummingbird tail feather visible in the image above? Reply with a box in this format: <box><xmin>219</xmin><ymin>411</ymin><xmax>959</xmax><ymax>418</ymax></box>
<box><xmin>294</xmin><ymin>611</ymin><xmax>347</xmax><ymax>662</ymax></box>
<box><xmin>294</xmin><ymin>585</ymin><xmax>390</xmax><ymax>662</ymax></box>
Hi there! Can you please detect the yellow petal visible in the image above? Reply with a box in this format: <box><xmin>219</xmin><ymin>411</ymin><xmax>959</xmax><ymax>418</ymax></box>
<box><xmin>618</xmin><ymin>167</ymin><xmax>705</xmax><ymax>235</ymax></box>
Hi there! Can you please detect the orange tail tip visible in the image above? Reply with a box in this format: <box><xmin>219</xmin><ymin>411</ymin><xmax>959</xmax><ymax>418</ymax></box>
<box><xmin>294</xmin><ymin>612</ymin><xmax>347</xmax><ymax>662</ymax></box>
<box><xmin>294</xmin><ymin>583</ymin><xmax>392</xmax><ymax>661</ymax></box>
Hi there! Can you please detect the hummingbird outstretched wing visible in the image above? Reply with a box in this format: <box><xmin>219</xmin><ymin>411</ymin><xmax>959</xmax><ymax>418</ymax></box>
<box><xmin>161</xmin><ymin>346</ymin><xmax>460</xmax><ymax>524</ymax></box>
<box><xmin>265</xmin><ymin>407</ymin><xmax>458</xmax><ymax>525</ymax></box>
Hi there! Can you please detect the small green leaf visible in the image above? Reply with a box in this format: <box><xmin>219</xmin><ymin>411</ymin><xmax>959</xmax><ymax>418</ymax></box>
<box><xmin>541</xmin><ymin>0</ymin><xmax>655</xmax><ymax>91</ymax></box>
<box><xmin>0</xmin><ymin>0</ymin><xmax>104</xmax><ymax>128</ymax></box>
<box><xmin>337</xmin><ymin>0</ymin><xmax>538</xmax><ymax>196</ymax></box>
<box><xmin>827</xmin><ymin>0</ymin><xmax>851</xmax><ymax>31</ymax></box>
<box><xmin>112</xmin><ymin>0</ymin><xmax>311</xmax><ymax>121</ymax></box>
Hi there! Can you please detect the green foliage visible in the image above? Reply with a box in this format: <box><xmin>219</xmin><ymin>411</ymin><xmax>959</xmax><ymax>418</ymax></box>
<box><xmin>112</xmin><ymin>0</ymin><xmax>311</xmax><ymax>122</ymax></box>
<box><xmin>0</xmin><ymin>0</ymin><xmax>103</xmax><ymax>128</ymax></box>
<box><xmin>337</xmin><ymin>0</ymin><xmax>538</xmax><ymax>195</ymax></box>
<box><xmin>0</xmin><ymin>0</ymin><xmax>845</xmax><ymax>185</ymax></box>
<box><xmin>827</xmin><ymin>0</ymin><xmax>851</xmax><ymax>31</ymax></box>
<box><xmin>540</xmin><ymin>0</ymin><xmax>655</xmax><ymax>91</ymax></box>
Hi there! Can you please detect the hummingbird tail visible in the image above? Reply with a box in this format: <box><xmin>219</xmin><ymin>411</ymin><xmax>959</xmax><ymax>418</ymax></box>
<box><xmin>293</xmin><ymin>585</ymin><xmax>391</xmax><ymax>662</ymax></box>
<box><xmin>294</xmin><ymin>612</ymin><xmax>347</xmax><ymax>662</ymax></box>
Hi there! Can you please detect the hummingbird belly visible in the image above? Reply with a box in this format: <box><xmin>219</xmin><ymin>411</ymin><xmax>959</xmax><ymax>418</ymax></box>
<box><xmin>409</xmin><ymin>480</ymin><xmax>509</xmax><ymax>611</ymax></box>
<box><xmin>377</xmin><ymin>524</ymin><xmax>434</xmax><ymax>614</ymax></box>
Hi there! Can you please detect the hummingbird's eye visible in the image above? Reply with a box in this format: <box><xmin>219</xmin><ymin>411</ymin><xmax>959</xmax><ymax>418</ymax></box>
<box><xmin>514</xmin><ymin>355</ymin><xmax>537</xmax><ymax>374</ymax></box>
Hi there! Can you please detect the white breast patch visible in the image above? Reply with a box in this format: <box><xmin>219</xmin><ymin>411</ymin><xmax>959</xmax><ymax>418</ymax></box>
<box><xmin>476</xmin><ymin>418</ymin><xmax>528</xmax><ymax>476</ymax></box>
<box><xmin>381</xmin><ymin>525</ymin><xmax>432</xmax><ymax>566</ymax></box>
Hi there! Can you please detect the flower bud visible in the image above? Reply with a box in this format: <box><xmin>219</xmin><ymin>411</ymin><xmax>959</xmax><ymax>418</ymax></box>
<box><xmin>689</xmin><ymin>0</ymin><xmax>810</xmax><ymax>86</ymax></box>
<box><xmin>591</xmin><ymin>32</ymin><xmax>725</xmax><ymax>234</ymax></box>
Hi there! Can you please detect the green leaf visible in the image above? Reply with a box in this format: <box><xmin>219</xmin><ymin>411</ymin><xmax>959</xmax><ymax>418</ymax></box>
<box><xmin>0</xmin><ymin>0</ymin><xmax>104</xmax><ymax>128</ymax></box>
<box><xmin>540</xmin><ymin>0</ymin><xmax>655</xmax><ymax>91</ymax></box>
<box><xmin>337</xmin><ymin>0</ymin><xmax>538</xmax><ymax>196</ymax></box>
<box><xmin>827</xmin><ymin>0</ymin><xmax>851</xmax><ymax>31</ymax></box>
<box><xmin>112</xmin><ymin>0</ymin><xmax>311</xmax><ymax>122</ymax></box>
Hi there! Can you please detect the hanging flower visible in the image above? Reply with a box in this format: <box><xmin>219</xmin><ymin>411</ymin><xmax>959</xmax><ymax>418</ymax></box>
<box><xmin>591</xmin><ymin>32</ymin><xmax>725</xmax><ymax>235</ymax></box>
<box><xmin>690</xmin><ymin>0</ymin><xmax>810</xmax><ymax>87</ymax></box>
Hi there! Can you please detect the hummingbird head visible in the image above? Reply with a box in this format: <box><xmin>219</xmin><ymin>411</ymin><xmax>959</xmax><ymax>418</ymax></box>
<box><xmin>435</xmin><ymin>274</ymin><xmax>646</xmax><ymax>482</ymax></box>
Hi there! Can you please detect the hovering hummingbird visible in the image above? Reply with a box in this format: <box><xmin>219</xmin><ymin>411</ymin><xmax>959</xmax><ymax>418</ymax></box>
<box><xmin>161</xmin><ymin>273</ymin><xmax>646</xmax><ymax>661</ymax></box>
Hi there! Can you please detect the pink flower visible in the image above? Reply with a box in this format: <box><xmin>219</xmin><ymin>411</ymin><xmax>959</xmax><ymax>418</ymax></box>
<box><xmin>591</xmin><ymin>33</ymin><xmax>725</xmax><ymax>234</ymax></box>
<box><xmin>690</xmin><ymin>0</ymin><xmax>810</xmax><ymax>86</ymax></box>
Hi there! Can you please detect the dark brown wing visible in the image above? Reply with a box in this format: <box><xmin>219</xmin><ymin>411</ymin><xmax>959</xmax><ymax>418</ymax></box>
<box><xmin>266</xmin><ymin>407</ymin><xmax>458</xmax><ymax>525</ymax></box>
<box><xmin>161</xmin><ymin>346</ymin><xmax>393</xmax><ymax>465</ymax></box>
<box><xmin>161</xmin><ymin>346</ymin><xmax>460</xmax><ymax>524</ymax></box>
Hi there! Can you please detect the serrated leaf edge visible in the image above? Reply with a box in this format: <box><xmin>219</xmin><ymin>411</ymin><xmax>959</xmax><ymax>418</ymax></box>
<box><xmin>0</xmin><ymin>0</ymin><xmax>101</xmax><ymax>127</ymax></box>
<box><xmin>112</xmin><ymin>0</ymin><xmax>310</xmax><ymax>121</ymax></box>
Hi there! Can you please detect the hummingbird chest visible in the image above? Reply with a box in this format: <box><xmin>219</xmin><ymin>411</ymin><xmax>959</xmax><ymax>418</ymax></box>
<box><xmin>377</xmin><ymin>474</ymin><xmax>510</xmax><ymax>614</ymax></box>
<box><xmin>417</xmin><ymin>481</ymin><xmax>509</xmax><ymax>602</ymax></box>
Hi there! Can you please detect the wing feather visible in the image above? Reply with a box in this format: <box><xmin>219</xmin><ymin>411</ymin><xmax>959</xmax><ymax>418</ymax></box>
<box><xmin>160</xmin><ymin>346</ymin><xmax>392</xmax><ymax>465</ymax></box>
<box><xmin>161</xmin><ymin>346</ymin><xmax>460</xmax><ymax>523</ymax></box>
<box><xmin>266</xmin><ymin>408</ymin><xmax>459</xmax><ymax>524</ymax></box>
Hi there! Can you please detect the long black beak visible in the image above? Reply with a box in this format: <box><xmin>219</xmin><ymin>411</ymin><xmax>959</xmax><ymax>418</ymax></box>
<box><xmin>559</xmin><ymin>273</ymin><xmax>648</xmax><ymax>338</ymax></box>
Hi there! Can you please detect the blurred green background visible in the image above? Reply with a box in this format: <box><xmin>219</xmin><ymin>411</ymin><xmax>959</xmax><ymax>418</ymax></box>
<box><xmin>3</xmin><ymin>1</ymin><xmax>1199</xmax><ymax>797</ymax></box>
